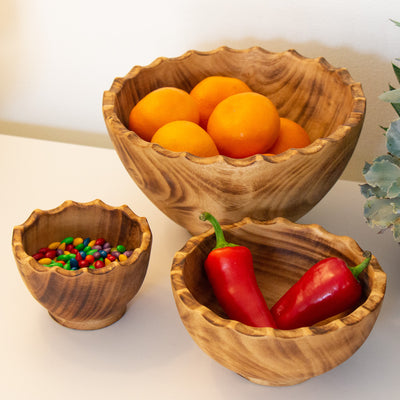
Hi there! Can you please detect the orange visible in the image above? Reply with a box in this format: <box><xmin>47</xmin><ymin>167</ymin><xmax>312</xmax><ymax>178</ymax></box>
<box><xmin>150</xmin><ymin>120</ymin><xmax>219</xmax><ymax>157</ymax></box>
<box><xmin>128</xmin><ymin>87</ymin><xmax>200</xmax><ymax>142</ymax></box>
<box><xmin>190</xmin><ymin>76</ymin><xmax>252</xmax><ymax>129</ymax></box>
<box><xmin>207</xmin><ymin>92</ymin><xmax>280</xmax><ymax>158</ymax></box>
<box><xmin>268</xmin><ymin>117</ymin><xmax>311</xmax><ymax>154</ymax></box>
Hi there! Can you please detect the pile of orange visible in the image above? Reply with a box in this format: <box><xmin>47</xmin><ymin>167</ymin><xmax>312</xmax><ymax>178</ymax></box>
<box><xmin>127</xmin><ymin>76</ymin><xmax>311</xmax><ymax>158</ymax></box>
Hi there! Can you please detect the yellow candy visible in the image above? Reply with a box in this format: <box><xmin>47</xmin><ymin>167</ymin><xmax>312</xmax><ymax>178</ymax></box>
<box><xmin>119</xmin><ymin>254</ymin><xmax>127</xmax><ymax>262</ymax></box>
<box><xmin>64</xmin><ymin>251</ymin><xmax>70</xmax><ymax>255</ymax></box>
<box><xmin>105</xmin><ymin>258</ymin><xmax>112</xmax><ymax>266</ymax></box>
<box><xmin>73</xmin><ymin>237</ymin><xmax>83</xmax><ymax>246</ymax></box>
<box><xmin>48</xmin><ymin>242</ymin><xmax>60</xmax><ymax>250</ymax></box>
<box><xmin>38</xmin><ymin>258</ymin><xmax>52</xmax><ymax>265</ymax></box>
<box><xmin>88</xmin><ymin>240</ymin><xmax>96</xmax><ymax>247</ymax></box>
<box><xmin>58</xmin><ymin>242</ymin><xmax>66</xmax><ymax>251</ymax></box>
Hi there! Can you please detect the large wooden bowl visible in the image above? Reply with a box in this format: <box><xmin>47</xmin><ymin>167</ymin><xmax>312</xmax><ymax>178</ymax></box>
<box><xmin>12</xmin><ymin>199</ymin><xmax>152</xmax><ymax>330</ymax></box>
<box><xmin>103</xmin><ymin>47</ymin><xmax>366</xmax><ymax>235</ymax></box>
<box><xmin>170</xmin><ymin>218</ymin><xmax>386</xmax><ymax>386</ymax></box>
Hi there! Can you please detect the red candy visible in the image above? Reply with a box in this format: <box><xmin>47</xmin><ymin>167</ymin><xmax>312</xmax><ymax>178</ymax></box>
<box><xmin>45</xmin><ymin>250</ymin><xmax>57</xmax><ymax>259</ymax></box>
<box><xmin>66</xmin><ymin>244</ymin><xmax>74</xmax><ymax>252</ymax></box>
<box><xmin>32</xmin><ymin>252</ymin><xmax>44</xmax><ymax>261</ymax></box>
<box><xmin>106</xmin><ymin>254</ymin><xmax>116</xmax><ymax>262</ymax></box>
<box><xmin>79</xmin><ymin>260</ymin><xmax>90</xmax><ymax>269</ymax></box>
<box><xmin>75</xmin><ymin>252</ymin><xmax>83</xmax><ymax>262</ymax></box>
<box><xmin>94</xmin><ymin>260</ymin><xmax>105</xmax><ymax>269</ymax></box>
<box><xmin>95</xmin><ymin>238</ymin><xmax>106</xmax><ymax>246</ymax></box>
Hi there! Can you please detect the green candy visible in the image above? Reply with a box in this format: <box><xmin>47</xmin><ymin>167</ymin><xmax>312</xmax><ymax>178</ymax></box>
<box><xmin>117</xmin><ymin>245</ymin><xmax>126</xmax><ymax>253</ymax></box>
<box><xmin>87</xmin><ymin>249</ymin><xmax>97</xmax><ymax>255</ymax></box>
<box><xmin>50</xmin><ymin>262</ymin><xmax>64</xmax><ymax>268</ymax></box>
<box><xmin>61</xmin><ymin>237</ymin><xmax>74</xmax><ymax>245</ymax></box>
<box><xmin>75</xmin><ymin>243</ymin><xmax>85</xmax><ymax>251</ymax></box>
<box><xmin>56</xmin><ymin>254</ymin><xmax>69</xmax><ymax>262</ymax></box>
<box><xmin>67</xmin><ymin>253</ymin><xmax>76</xmax><ymax>259</ymax></box>
<box><xmin>89</xmin><ymin>265</ymin><xmax>95</xmax><ymax>270</ymax></box>
<box><xmin>64</xmin><ymin>261</ymin><xmax>71</xmax><ymax>270</ymax></box>
<box><xmin>83</xmin><ymin>246</ymin><xmax>92</xmax><ymax>253</ymax></box>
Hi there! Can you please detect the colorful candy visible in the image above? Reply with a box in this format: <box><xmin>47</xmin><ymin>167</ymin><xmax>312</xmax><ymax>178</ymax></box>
<box><xmin>31</xmin><ymin>236</ymin><xmax>134</xmax><ymax>270</ymax></box>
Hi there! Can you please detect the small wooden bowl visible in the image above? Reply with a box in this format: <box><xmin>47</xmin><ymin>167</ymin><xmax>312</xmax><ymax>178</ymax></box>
<box><xmin>170</xmin><ymin>218</ymin><xmax>386</xmax><ymax>386</ymax></box>
<box><xmin>103</xmin><ymin>46</ymin><xmax>366</xmax><ymax>235</ymax></box>
<box><xmin>12</xmin><ymin>199</ymin><xmax>152</xmax><ymax>330</ymax></box>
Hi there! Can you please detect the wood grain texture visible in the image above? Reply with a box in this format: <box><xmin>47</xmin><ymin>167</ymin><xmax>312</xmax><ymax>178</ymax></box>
<box><xmin>103</xmin><ymin>47</ymin><xmax>366</xmax><ymax>235</ymax></box>
<box><xmin>12</xmin><ymin>199</ymin><xmax>152</xmax><ymax>330</ymax></box>
<box><xmin>170</xmin><ymin>218</ymin><xmax>386</xmax><ymax>386</ymax></box>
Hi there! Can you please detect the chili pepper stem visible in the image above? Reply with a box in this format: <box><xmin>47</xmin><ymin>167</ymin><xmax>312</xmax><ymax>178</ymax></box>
<box><xmin>349</xmin><ymin>251</ymin><xmax>372</xmax><ymax>280</ymax></box>
<box><xmin>200</xmin><ymin>212</ymin><xmax>238</xmax><ymax>249</ymax></box>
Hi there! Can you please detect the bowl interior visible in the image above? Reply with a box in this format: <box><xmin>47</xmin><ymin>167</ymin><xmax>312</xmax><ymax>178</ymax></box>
<box><xmin>182</xmin><ymin>220</ymin><xmax>371</xmax><ymax>320</ymax></box>
<box><xmin>22</xmin><ymin>202</ymin><xmax>144</xmax><ymax>259</ymax></box>
<box><xmin>112</xmin><ymin>48</ymin><xmax>357</xmax><ymax>144</ymax></box>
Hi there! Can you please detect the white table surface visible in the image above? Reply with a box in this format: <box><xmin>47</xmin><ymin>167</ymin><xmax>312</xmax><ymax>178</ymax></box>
<box><xmin>1</xmin><ymin>133</ymin><xmax>399</xmax><ymax>400</ymax></box>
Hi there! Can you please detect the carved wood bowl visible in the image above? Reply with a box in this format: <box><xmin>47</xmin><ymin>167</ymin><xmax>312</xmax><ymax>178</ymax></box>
<box><xmin>103</xmin><ymin>46</ymin><xmax>366</xmax><ymax>235</ymax></box>
<box><xmin>12</xmin><ymin>199</ymin><xmax>152</xmax><ymax>330</ymax></box>
<box><xmin>170</xmin><ymin>217</ymin><xmax>386</xmax><ymax>386</ymax></box>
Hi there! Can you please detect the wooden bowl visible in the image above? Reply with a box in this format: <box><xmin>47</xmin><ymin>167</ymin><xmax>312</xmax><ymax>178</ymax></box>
<box><xmin>12</xmin><ymin>199</ymin><xmax>152</xmax><ymax>330</ymax></box>
<box><xmin>103</xmin><ymin>47</ymin><xmax>366</xmax><ymax>235</ymax></box>
<box><xmin>170</xmin><ymin>217</ymin><xmax>386</xmax><ymax>386</ymax></box>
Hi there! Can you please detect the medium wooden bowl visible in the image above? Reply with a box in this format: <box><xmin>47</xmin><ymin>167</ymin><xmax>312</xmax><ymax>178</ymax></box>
<box><xmin>103</xmin><ymin>47</ymin><xmax>366</xmax><ymax>235</ymax></box>
<box><xmin>12</xmin><ymin>199</ymin><xmax>152</xmax><ymax>330</ymax></box>
<box><xmin>170</xmin><ymin>218</ymin><xmax>386</xmax><ymax>386</ymax></box>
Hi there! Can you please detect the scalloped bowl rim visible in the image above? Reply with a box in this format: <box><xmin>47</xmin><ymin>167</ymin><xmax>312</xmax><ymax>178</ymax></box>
<box><xmin>103</xmin><ymin>46</ymin><xmax>366</xmax><ymax>167</ymax></box>
<box><xmin>12</xmin><ymin>199</ymin><xmax>152</xmax><ymax>277</ymax></box>
<box><xmin>171</xmin><ymin>216</ymin><xmax>387</xmax><ymax>339</ymax></box>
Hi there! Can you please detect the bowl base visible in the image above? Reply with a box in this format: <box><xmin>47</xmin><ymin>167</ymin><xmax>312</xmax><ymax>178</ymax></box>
<box><xmin>240</xmin><ymin>373</ymin><xmax>310</xmax><ymax>387</ymax></box>
<box><xmin>48</xmin><ymin>307</ymin><xmax>127</xmax><ymax>330</ymax></box>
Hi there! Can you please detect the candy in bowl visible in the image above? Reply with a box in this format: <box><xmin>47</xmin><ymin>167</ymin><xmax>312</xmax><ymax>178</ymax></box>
<box><xmin>12</xmin><ymin>199</ymin><xmax>152</xmax><ymax>330</ymax></box>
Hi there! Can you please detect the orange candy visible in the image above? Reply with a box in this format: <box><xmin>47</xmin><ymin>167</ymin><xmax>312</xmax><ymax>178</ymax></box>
<box><xmin>207</xmin><ymin>92</ymin><xmax>280</xmax><ymax>158</ymax></box>
<box><xmin>190</xmin><ymin>76</ymin><xmax>252</xmax><ymax>129</ymax></box>
<box><xmin>128</xmin><ymin>87</ymin><xmax>200</xmax><ymax>142</ymax></box>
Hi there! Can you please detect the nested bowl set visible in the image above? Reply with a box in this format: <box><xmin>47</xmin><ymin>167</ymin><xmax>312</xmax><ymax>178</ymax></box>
<box><xmin>12</xmin><ymin>47</ymin><xmax>386</xmax><ymax>386</ymax></box>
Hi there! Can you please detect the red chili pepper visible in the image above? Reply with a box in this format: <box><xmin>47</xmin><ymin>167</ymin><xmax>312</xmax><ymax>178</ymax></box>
<box><xmin>271</xmin><ymin>251</ymin><xmax>372</xmax><ymax>329</ymax></box>
<box><xmin>200</xmin><ymin>212</ymin><xmax>277</xmax><ymax>328</ymax></box>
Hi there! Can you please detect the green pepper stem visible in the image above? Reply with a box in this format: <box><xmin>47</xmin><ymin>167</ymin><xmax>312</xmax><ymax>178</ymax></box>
<box><xmin>199</xmin><ymin>212</ymin><xmax>238</xmax><ymax>249</ymax></box>
<box><xmin>349</xmin><ymin>251</ymin><xmax>372</xmax><ymax>280</ymax></box>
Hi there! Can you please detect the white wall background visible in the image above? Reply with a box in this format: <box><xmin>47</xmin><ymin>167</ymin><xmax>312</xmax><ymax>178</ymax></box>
<box><xmin>1</xmin><ymin>0</ymin><xmax>399</xmax><ymax>180</ymax></box>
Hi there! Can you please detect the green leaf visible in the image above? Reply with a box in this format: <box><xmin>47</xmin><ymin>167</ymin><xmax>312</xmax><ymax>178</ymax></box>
<box><xmin>388</xmin><ymin>180</ymin><xmax>400</xmax><ymax>198</ymax></box>
<box><xmin>392</xmin><ymin>198</ymin><xmax>400</xmax><ymax>213</ymax></box>
<box><xmin>363</xmin><ymin>154</ymin><xmax>400</xmax><ymax>197</ymax></box>
<box><xmin>386</xmin><ymin>119</ymin><xmax>400</xmax><ymax>156</ymax></box>
<box><xmin>360</xmin><ymin>183</ymin><xmax>387</xmax><ymax>199</ymax></box>
<box><xmin>393</xmin><ymin>221</ymin><xmax>400</xmax><ymax>241</ymax></box>
<box><xmin>379</xmin><ymin>88</ymin><xmax>400</xmax><ymax>103</ymax></box>
<box><xmin>393</xmin><ymin>63</ymin><xmax>400</xmax><ymax>86</ymax></box>
<box><xmin>362</xmin><ymin>161</ymin><xmax>372</xmax><ymax>175</ymax></box>
<box><xmin>390</xmin><ymin>19</ymin><xmax>400</xmax><ymax>27</ymax></box>
<box><xmin>389</xmin><ymin>84</ymin><xmax>400</xmax><ymax>116</ymax></box>
<box><xmin>363</xmin><ymin>197</ymin><xmax>400</xmax><ymax>228</ymax></box>
<box><xmin>375</xmin><ymin>154</ymin><xmax>400</xmax><ymax>166</ymax></box>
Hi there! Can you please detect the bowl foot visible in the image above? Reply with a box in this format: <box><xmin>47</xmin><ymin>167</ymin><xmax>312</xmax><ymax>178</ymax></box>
<box><xmin>48</xmin><ymin>307</ymin><xmax>127</xmax><ymax>330</ymax></box>
<box><xmin>239</xmin><ymin>373</ymin><xmax>310</xmax><ymax>387</ymax></box>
